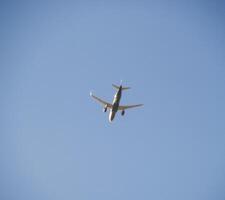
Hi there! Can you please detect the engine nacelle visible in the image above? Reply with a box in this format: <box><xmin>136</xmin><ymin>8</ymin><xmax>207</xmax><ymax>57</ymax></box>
<box><xmin>103</xmin><ymin>105</ymin><xmax>107</xmax><ymax>112</ymax></box>
<box><xmin>121</xmin><ymin>110</ymin><xmax>125</xmax><ymax>116</ymax></box>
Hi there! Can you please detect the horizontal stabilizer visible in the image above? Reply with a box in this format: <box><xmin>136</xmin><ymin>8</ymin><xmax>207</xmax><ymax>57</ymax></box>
<box><xmin>112</xmin><ymin>84</ymin><xmax>130</xmax><ymax>90</ymax></box>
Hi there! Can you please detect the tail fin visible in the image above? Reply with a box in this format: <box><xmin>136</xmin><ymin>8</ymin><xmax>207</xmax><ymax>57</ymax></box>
<box><xmin>112</xmin><ymin>84</ymin><xmax>130</xmax><ymax>90</ymax></box>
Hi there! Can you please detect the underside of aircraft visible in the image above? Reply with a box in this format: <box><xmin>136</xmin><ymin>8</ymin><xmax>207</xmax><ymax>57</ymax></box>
<box><xmin>90</xmin><ymin>83</ymin><xmax>143</xmax><ymax>122</ymax></box>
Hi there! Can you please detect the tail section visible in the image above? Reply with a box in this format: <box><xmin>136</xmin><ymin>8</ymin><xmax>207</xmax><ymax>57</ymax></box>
<box><xmin>112</xmin><ymin>84</ymin><xmax>130</xmax><ymax>90</ymax></box>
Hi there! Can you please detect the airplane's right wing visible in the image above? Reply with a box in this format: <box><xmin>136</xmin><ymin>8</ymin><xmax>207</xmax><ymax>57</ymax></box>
<box><xmin>90</xmin><ymin>92</ymin><xmax>112</xmax><ymax>108</ymax></box>
<box><xmin>118</xmin><ymin>104</ymin><xmax>143</xmax><ymax>110</ymax></box>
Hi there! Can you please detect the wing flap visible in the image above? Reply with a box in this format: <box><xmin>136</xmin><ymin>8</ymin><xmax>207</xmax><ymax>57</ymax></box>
<box><xmin>118</xmin><ymin>104</ymin><xmax>143</xmax><ymax>110</ymax></box>
<box><xmin>90</xmin><ymin>92</ymin><xmax>112</xmax><ymax>108</ymax></box>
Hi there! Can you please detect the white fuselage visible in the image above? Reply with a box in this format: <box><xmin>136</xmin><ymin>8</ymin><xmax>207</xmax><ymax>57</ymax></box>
<box><xmin>109</xmin><ymin>86</ymin><xmax>122</xmax><ymax>122</ymax></box>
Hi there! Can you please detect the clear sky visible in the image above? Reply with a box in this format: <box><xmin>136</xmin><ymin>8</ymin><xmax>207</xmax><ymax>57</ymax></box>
<box><xmin>1</xmin><ymin>1</ymin><xmax>225</xmax><ymax>200</ymax></box>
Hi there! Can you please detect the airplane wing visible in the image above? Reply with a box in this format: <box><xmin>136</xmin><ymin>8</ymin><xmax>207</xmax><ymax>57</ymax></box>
<box><xmin>90</xmin><ymin>92</ymin><xmax>113</xmax><ymax>108</ymax></box>
<box><xmin>118</xmin><ymin>104</ymin><xmax>143</xmax><ymax>110</ymax></box>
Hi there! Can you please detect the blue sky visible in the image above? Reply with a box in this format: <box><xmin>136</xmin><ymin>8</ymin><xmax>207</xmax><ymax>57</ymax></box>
<box><xmin>1</xmin><ymin>1</ymin><xmax>225</xmax><ymax>200</ymax></box>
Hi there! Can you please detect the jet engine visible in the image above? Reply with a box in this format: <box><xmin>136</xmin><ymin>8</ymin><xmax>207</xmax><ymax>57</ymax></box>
<box><xmin>121</xmin><ymin>110</ymin><xmax>125</xmax><ymax>116</ymax></box>
<box><xmin>103</xmin><ymin>105</ymin><xmax>107</xmax><ymax>112</ymax></box>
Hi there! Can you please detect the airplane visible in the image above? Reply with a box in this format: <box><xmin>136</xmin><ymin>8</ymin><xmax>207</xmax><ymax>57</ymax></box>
<box><xmin>90</xmin><ymin>83</ymin><xmax>143</xmax><ymax>122</ymax></box>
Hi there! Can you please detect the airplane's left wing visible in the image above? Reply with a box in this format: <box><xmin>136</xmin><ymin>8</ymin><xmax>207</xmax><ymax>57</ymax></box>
<box><xmin>90</xmin><ymin>92</ymin><xmax>112</xmax><ymax>108</ymax></box>
<box><xmin>118</xmin><ymin>104</ymin><xmax>143</xmax><ymax>110</ymax></box>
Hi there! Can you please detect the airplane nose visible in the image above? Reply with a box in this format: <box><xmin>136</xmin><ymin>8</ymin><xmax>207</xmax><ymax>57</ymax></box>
<box><xmin>109</xmin><ymin>115</ymin><xmax>114</xmax><ymax>122</ymax></box>
<box><xmin>109</xmin><ymin>111</ymin><xmax>115</xmax><ymax>122</ymax></box>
